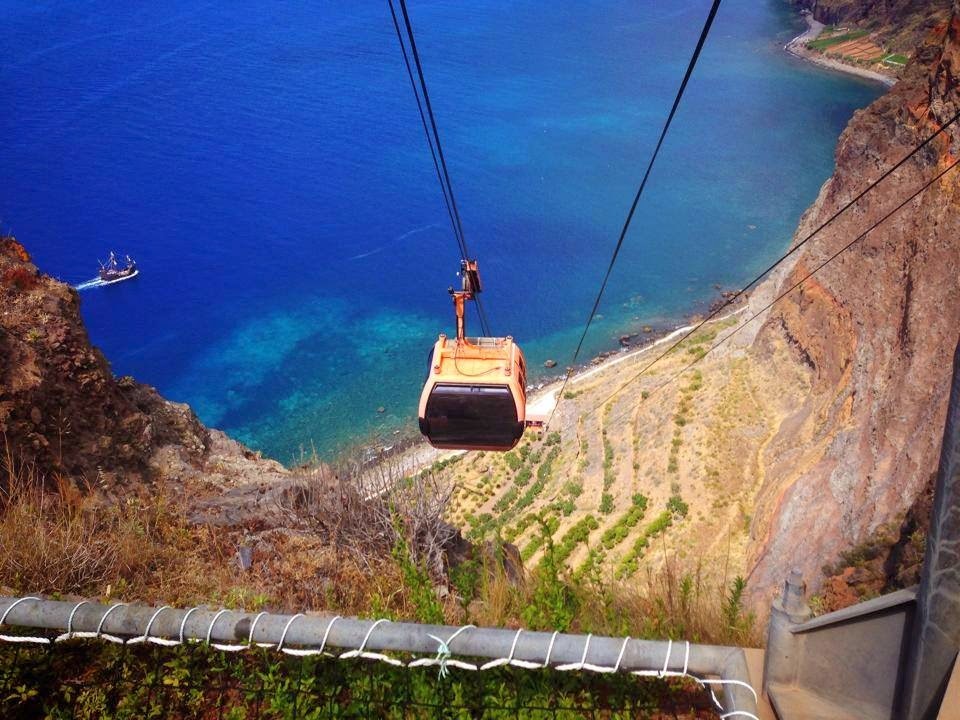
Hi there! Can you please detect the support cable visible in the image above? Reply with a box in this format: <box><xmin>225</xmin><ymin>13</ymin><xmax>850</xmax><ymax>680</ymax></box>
<box><xmin>386</xmin><ymin>0</ymin><xmax>461</xmax><ymax>254</ymax></box>
<box><xmin>547</xmin><ymin>0</ymin><xmax>723</xmax><ymax>427</ymax></box>
<box><xmin>590</xmin><ymin>108</ymin><xmax>960</xmax><ymax>413</ymax></box>
<box><xmin>390</xmin><ymin>0</ymin><xmax>492</xmax><ymax>336</ymax></box>
<box><xmin>602</xmin><ymin>156</ymin><xmax>960</xmax><ymax>428</ymax></box>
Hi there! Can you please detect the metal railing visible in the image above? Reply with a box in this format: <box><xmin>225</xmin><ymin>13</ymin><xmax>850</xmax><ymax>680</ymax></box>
<box><xmin>0</xmin><ymin>596</ymin><xmax>758</xmax><ymax>718</ymax></box>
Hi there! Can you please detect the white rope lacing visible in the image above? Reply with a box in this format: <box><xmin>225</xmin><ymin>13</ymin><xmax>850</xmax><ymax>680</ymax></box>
<box><xmin>0</xmin><ymin>601</ymin><xmax>761</xmax><ymax>717</ymax></box>
<box><xmin>128</xmin><ymin>605</ymin><xmax>179</xmax><ymax>647</ymax></box>
<box><xmin>409</xmin><ymin>624</ymin><xmax>477</xmax><ymax>677</ymax></box>
<box><xmin>179</xmin><ymin>607</ymin><xmax>201</xmax><ymax>644</ymax></box>
<box><xmin>92</xmin><ymin>603</ymin><xmax>128</xmax><ymax>644</ymax></box>
<box><xmin>205</xmin><ymin>610</ymin><xmax>248</xmax><ymax>652</ymax></box>
<box><xmin>629</xmin><ymin>639</ymin><xmax>759</xmax><ymax>719</ymax></box>
<box><xmin>543</xmin><ymin>630</ymin><xmax>559</xmax><ymax>668</ymax></box>
<box><xmin>53</xmin><ymin>600</ymin><xmax>89</xmax><ymax>643</ymax></box>
<box><xmin>247</xmin><ymin>611</ymin><xmax>271</xmax><ymax>649</ymax></box>
<box><xmin>337</xmin><ymin>618</ymin><xmax>403</xmax><ymax>666</ymax></box>
<box><xmin>0</xmin><ymin>596</ymin><xmax>50</xmax><ymax>644</ymax></box>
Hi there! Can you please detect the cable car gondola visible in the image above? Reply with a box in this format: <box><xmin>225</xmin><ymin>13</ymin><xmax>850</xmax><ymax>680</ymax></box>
<box><xmin>418</xmin><ymin>260</ymin><xmax>529</xmax><ymax>451</ymax></box>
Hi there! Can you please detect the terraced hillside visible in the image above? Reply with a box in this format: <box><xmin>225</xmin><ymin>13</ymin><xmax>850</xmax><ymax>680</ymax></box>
<box><xmin>430</xmin><ymin>312</ymin><xmax>806</xmax><ymax>589</ymax></box>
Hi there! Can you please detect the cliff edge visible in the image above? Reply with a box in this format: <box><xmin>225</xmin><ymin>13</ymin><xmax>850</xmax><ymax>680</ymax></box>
<box><xmin>0</xmin><ymin>238</ymin><xmax>287</xmax><ymax>497</ymax></box>
<box><xmin>742</xmin><ymin>1</ymin><xmax>960</xmax><ymax>601</ymax></box>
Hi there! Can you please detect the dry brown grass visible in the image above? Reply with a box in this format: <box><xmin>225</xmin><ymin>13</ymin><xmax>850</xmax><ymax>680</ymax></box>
<box><xmin>0</xmin><ymin>447</ymin><xmax>234</xmax><ymax>602</ymax></box>
<box><xmin>0</xmin><ymin>441</ymin><xmax>465</xmax><ymax>621</ymax></box>
<box><xmin>0</xmin><ymin>424</ymin><xmax>757</xmax><ymax>647</ymax></box>
<box><xmin>277</xmin><ymin>456</ymin><xmax>456</xmax><ymax>579</ymax></box>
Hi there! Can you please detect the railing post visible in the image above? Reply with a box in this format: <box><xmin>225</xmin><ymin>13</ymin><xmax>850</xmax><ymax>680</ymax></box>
<box><xmin>762</xmin><ymin>568</ymin><xmax>812</xmax><ymax>692</ymax></box>
<box><xmin>900</xmin><ymin>335</ymin><xmax>960</xmax><ymax>719</ymax></box>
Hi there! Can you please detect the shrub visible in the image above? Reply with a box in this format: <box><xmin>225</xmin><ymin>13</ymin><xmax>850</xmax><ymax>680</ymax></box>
<box><xmin>2</xmin><ymin>266</ymin><xmax>38</xmax><ymax>291</ymax></box>
<box><xmin>514</xmin><ymin>467</ymin><xmax>533</xmax><ymax>487</ymax></box>
<box><xmin>602</xmin><ymin>436</ymin><xmax>616</xmax><ymax>490</ymax></box>
<box><xmin>563</xmin><ymin>480</ymin><xmax>583</xmax><ymax>498</ymax></box>
<box><xmin>599</xmin><ymin>493</ymin><xmax>614</xmax><ymax>514</ymax></box>
<box><xmin>600</xmin><ymin>494</ymin><xmax>648</xmax><ymax>550</ymax></box>
<box><xmin>493</xmin><ymin>487</ymin><xmax>519</xmax><ymax>512</ymax></box>
<box><xmin>392</xmin><ymin>536</ymin><xmax>444</xmax><ymax>624</ymax></box>
<box><xmin>523</xmin><ymin>520</ymin><xmax>579</xmax><ymax>631</ymax></box>
<box><xmin>616</xmin><ymin>510</ymin><xmax>674</xmax><ymax>578</ymax></box>
<box><xmin>552</xmin><ymin>515</ymin><xmax>599</xmax><ymax>567</ymax></box>
<box><xmin>667</xmin><ymin>494</ymin><xmax>689</xmax><ymax>518</ymax></box>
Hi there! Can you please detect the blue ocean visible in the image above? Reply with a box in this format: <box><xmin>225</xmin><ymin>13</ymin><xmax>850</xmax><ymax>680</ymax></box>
<box><xmin>1</xmin><ymin>1</ymin><xmax>882</xmax><ymax>463</ymax></box>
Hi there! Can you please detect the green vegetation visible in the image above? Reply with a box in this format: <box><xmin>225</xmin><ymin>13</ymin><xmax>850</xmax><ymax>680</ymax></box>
<box><xmin>573</xmin><ymin>548</ymin><xmax>606</xmax><ymax>584</ymax></box>
<box><xmin>521</xmin><ymin>534</ymin><xmax>543</xmax><ymax>562</ymax></box>
<box><xmin>616</xmin><ymin>510</ymin><xmax>674</xmax><ymax>578</ymax></box>
<box><xmin>883</xmin><ymin>53</ymin><xmax>908</xmax><ymax>66</ymax></box>
<box><xmin>667</xmin><ymin>494</ymin><xmax>689</xmax><ymax>518</ymax></box>
<box><xmin>514</xmin><ymin>466</ymin><xmax>533</xmax><ymax>486</ymax></box>
<box><xmin>667</xmin><ymin>371</ymin><xmax>702</xmax><ymax>474</ymax></box>
<box><xmin>0</xmin><ymin>641</ymin><xmax>715</xmax><ymax>718</ymax></box>
<box><xmin>468</xmin><ymin>442</ymin><xmax>560</xmax><ymax>541</ymax></box>
<box><xmin>520</xmin><ymin>514</ymin><xmax>560</xmax><ymax>562</ymax></box>
<box><xmin>420</xmin><ymin>454</ymin><xmax>461</xmax><ymax>478</ymax></box>
<box><xmin>492</xmin><ymin>487</ymin><xmax>519</xmax><ymax>513</ymax></box>
<box><xmin>547</xmin><ymin>498</ymin><xmax>576</xmax><ymax>517</ymax></box>
<box><xmin>723</xmin><ymin>576</ymin><xmax>753</xmax><ymax>640</ymax></box>
<box><xmin>602</xmin><ymin>433</ymin><xmax>616</xmax><ymax>491</ymax></box>
<box><xmin>806</xmin><ymin>29</ymin><xmax>868</xmax><ymax>51</ymax></box>
<box><xmin>392</xmin><ymin>536</ymin><xmax>444</xmax><ymax>624</ymax></box>
<box><xmin>551</xmin><ymin>515</ymin><xmax>600</xmax><ymax>568</ymax></box>
<box><xmin>512</xmin><ymin>446</ymin><xmax>559</xmax><ymax>514</ymax></box>
<box><xmin>563</xmin><ymin>480</ymin><xmax>583</xmax><ymax>499</ymax></box>
<box><xmin>600</xmin><ymin>494</ymin><xmax>648</xmax><ymax>549</ymax></box>
<box><xmin>599</xmin><ymin>492</ymin><xmax>614</xmax><ymax>515</ymax></box>
<box><xmin>523</xmin><ymin>520</ymin><xmax>580</xmax><ymax>630</ymax></box>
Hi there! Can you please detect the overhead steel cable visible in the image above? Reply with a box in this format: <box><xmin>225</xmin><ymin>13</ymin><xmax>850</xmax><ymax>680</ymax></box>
<box><xmin>386</xmin><ymin>0</ymin><xmax>462</xmax><ymax>260</ymax></box>
<box><xmin>546</xmin><ymin>0</ymin><xmax>723</xmax><ymax>427</ymax></box>
<box><xmin>601</xmin><ymin>155</ymin><xmax>960</xmax><ymax>429</ymax></box>
<box><xmin>589</xmin><ymin>108</ymin><xmax>960</xmax><ymax>413</ymax></box>
<box><xmin>387</xmin><ymin>0</ymin><xmax>492</xmax><ymax>336</ymax></box>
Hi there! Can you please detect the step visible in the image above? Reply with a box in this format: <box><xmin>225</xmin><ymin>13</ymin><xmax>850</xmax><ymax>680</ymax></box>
<box><xmin>767</xmin><ymin>683</ymin><xmax>886</xmax><ymax>720</ymax></box>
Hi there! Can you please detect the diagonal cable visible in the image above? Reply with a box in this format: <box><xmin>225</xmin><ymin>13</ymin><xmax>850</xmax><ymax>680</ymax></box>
<box><xmin>591</xmin><ymin>108</ymin><xmax>960</xmax><ymax>412</ymax></box>
<box><xmin>547</xmin><ymin>0</ymin><xmax>723</xmax><ymax>426</ymax></box>
<box><xmin>601</xmin><ymin>155</ymin><xmax>960</xmax><ymax>428</ymax></box>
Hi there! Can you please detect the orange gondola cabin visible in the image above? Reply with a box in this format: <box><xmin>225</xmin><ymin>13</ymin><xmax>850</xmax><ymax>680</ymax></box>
<box><xmin>418</xmin><ymin>260</ymin><xmax>529</xmax><ymax>451</ymax></box>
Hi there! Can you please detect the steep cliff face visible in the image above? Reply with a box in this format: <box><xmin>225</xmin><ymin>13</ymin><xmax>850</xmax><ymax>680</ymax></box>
<box><xmin>744</xmin><ymin>4</ymin><xmax>960</xmax><ymax>601</ymax></box>
<box><xmin>789</xmin><ymin>0</ymin><xmax>954</xmax><ymax>53</ymax></box>
<box><xmin>0</xmin><ymin>238</ymin><xmax>287</xmax><ymax>493</ymax></box>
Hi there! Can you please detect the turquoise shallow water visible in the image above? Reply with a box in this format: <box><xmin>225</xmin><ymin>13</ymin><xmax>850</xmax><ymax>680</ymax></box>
<box><xmin>1</xmin><ymin>1</ymin><xmax>882</xmax><ymax>462</ymax></box>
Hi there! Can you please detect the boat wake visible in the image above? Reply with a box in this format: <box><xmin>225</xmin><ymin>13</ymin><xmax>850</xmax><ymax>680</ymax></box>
<box><xmin>74</xmin><ymin>267</ymin><xmax>140</xmax><ymax>291</ymax></box>
<box><xmin>74</xmin><ymin>277</ymin><xmax>108</xmax><ymax>291</ymax></box>
<box><xmin>348</xmin><ymin>222</ymin><xmax>440</xmax><ymax>261</ymax></box>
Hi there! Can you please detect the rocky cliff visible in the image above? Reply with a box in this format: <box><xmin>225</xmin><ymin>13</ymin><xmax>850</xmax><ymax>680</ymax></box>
<box><xmin>789</xmin><ymin>0</ymin><xmax>954</xmax><ymax>53</ymax></box>
<box><xmin>0</xmin><ymin>237</ymin><xmax>288</xmax><ymax>496</ymax></box>
<box><xmin>742</xmin><ymin>2</ymin><xmax>960</xmax><ymax>601</ymax></box>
